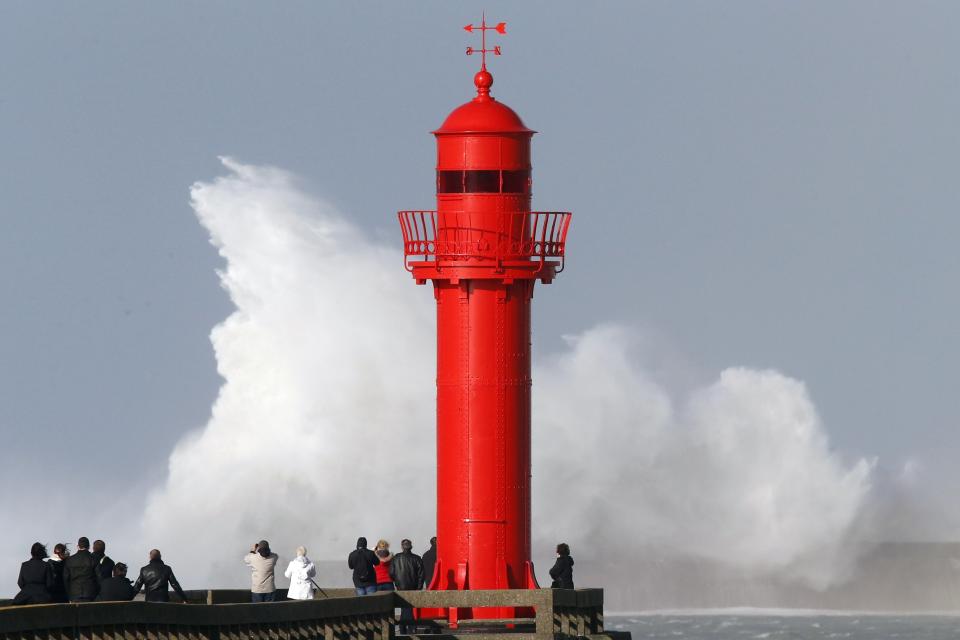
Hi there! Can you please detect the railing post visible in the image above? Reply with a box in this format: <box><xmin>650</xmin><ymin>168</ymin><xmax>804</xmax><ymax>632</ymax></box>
<box><xmin>592</xmin><ymin>605</ymin><xmax>604</xmax><ymax>634</ymax></box>
<box><xmin>561</xmin><ymin>608</ymin><xmax>571</xmax><ymax>635</ymax></box>
<box><xmin>377</xmin><ymin>615</ymin><xmax>391</xmax><ymax>640</ymax></box>
<box><xmin>574</xmin><ymin>607</ymin><xmax>586</xmax><ymax>637</ymax></box>
<box><xmin>535</xmin><ymin>588</ymin><xmax>554</xmax><ymax>640</ymax></box>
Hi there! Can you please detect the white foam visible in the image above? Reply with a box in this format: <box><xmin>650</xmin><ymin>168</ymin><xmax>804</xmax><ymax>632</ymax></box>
<box><xmin>137</xmin><ymin>158</ymin><xmax>874</xmax><ymax>591</ymax></box>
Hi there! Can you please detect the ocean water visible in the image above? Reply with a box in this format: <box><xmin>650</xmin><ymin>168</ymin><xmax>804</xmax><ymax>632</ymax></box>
<box><xmin>606</xmin><ymin>612</ymin><xmax>960</xmax><ymax>639</ymax></box>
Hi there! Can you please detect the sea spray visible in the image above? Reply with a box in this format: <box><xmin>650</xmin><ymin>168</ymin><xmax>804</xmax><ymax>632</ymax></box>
<box><xmin>141</xmin><ymin>158</ymin><xmax>873</xmax><ymax>590</ymax></box>
<box><xmin>533</xmin><ymin>329</ymin><xmax>873</xmax><ymax>589</ymax></box>
<box><xmin>140</xmin><ymin>158</ymin><xmax>436</xmax><ymax>587</ymax></box>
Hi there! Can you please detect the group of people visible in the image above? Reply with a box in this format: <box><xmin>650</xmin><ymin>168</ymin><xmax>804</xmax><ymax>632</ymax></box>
<box><xmin>13</xmin><ymin>538</ymin><xmax>186</xmax><ymax>605</ymax></box>
<box><xmin>346</xmin><ymin>536</ymin><xmax>435</xmax><ymax>634</ymax></box>
<box><xmin>347</xmin><ymin>537</ymin><xmax>435</xmax><ymax>595</ymax></box>
<box><xmin>238</xmin><ymin>536</ymin><xmax>437</xmax><ymax>604</ymax></box>
<box><xmin>13</xmin><ymin>535</ymin><xmax>572</xmax><ymax>609</ymax></box>
<box><xmin>343</xmin><ymin>537</ymin><xmax>574</xmax><ymax>592</ymax></box>
<box><xmin>242</xmin><ymin>540</ymin><xmax>321</xmax><ymax>602</ymax></box>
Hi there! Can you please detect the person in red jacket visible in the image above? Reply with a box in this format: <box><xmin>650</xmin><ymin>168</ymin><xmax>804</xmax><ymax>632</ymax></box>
<box><xmin>373</xmin><ymin>540</ymin><xmax>394</xmax><ymax>591</ymax></box>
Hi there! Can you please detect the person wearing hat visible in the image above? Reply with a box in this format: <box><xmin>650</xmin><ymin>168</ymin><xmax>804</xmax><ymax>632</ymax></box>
<box><xmin>347</xmin><ymin>537</ymin><xmax>380</xmax><ymax>595</ymax></box>
<box><xmin>244</xmin><ymin>540</ymin><xmax>279</xmax><ymax>602</ymax></box>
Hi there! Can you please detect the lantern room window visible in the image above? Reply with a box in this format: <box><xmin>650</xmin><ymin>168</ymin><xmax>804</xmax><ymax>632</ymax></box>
<box><xmin>437</xmin><ymin>169</ymin><xmax>531</xmax><ymax>194</ymax></box>
<box><xmin>437</xmin><ymin>171</ymin><xmax>463</xmax><ymax>193</ymax></box>
<box><xmin>501</xmin><ymin>170</ymin><xmax>531</xmax><ymax>194</ymax></box>
<box><xmin>465</xmin><ymin>170</ymin><xmax>500</xmax><ymax>193</ymax></box>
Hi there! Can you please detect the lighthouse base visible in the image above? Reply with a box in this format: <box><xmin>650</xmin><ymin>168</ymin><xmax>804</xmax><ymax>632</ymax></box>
<box><xmin>396</xmin><ymin>586</ymin><xmax>612</xmax><ymax>639</ymax></box>
<box><xmin>419</xmin><ymin>560</ymin><xmax>541</xmax><ymax>624</ymax></box>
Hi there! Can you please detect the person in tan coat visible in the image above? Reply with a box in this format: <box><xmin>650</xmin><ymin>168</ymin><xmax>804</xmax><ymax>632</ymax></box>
<box><xmin>244</xmin><ymin>540</ymin><xmax>279</xmax><ymax>602</ymax></box>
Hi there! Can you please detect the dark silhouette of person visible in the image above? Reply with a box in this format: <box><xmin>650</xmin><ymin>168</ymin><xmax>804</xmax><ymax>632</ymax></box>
<box><xmin>91</xmin><ymin>539</ymin><xmax>115</xmax><ymax>582</ymax></box>
<box><xmin>46</xmin><ymin>543</ymin><xmax>70</xmax><ymax>603</ymax></box>
<box><xmin>13</xmin><ymin>542</ymin><xmax>52</xmax><ymax>605</ymax></box>
<box><xmin>390</xmin><ymin>539</ymin><xmax>425</xmax><ymax>633</ymax></box>
<box><xmin>421</xmin><ymin>537</ymin><xmax>437</xmax><ymax>588</ymax></box>
<box><xmin>131</xmin><ymin>549</ymin><xmax>188</xmax><ymax>603</ymax></box>
<box><xmin>63</xmin><ymin>537</ymin><xmax>99</xmax><ymax>602</ymax></box>
<box><xmin>96</xmin><ymin>563</ymin><xmax>135</xmax><ymax>601</ymax></box>
<box><xmin>347</xmin><ymin>537</ymin><xmax>380</xmax><ymax>595</ymax></box>
<box><xmin>549</xmin><ymin>542</ymin><xmax>574</xmax><ymax>589</ymax></box>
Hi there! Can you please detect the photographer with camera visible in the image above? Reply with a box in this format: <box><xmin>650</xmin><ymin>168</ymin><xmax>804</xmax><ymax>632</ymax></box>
<box><xmin>244</xmin><ymin>540</ymin><xmax>279</xmax><ymax>602</ymax></box>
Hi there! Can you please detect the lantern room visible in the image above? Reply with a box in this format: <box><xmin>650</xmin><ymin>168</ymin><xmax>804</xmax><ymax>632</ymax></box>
<box><xmin>434</xmin><ymin>69</ymin><xmax>534</xmax><ymax>215</ymax></box>
<box><xmin>399</xmin><ymin>70</ymin><xmax>569</xmax><ymax>285</ymax></box>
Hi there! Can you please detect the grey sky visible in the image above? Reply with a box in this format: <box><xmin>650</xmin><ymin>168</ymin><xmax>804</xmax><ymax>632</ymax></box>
<box><xmin>1</xmin><ymin>1</ymin><xmax>958</xmax><ymax>544</ymax></box>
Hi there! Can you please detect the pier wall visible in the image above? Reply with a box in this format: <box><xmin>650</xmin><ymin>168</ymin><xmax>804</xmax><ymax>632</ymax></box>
<box><xmin>0</xmin><ymin>588</ymin><xmax>621</xmax><ymax>640</ymax></box>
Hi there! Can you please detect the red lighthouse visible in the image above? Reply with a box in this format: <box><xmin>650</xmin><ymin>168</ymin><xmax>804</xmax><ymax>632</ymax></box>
<box><xmin>398</xmin><ymin>18</ymin><xmax>570</xmax><ymax>615</ymax></box>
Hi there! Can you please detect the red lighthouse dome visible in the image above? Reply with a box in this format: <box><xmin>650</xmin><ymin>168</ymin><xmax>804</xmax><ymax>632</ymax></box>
<box><xmin>434</xmin><ymin>71</ymin><xmax>534</xmax><ymax>134</ymax></box>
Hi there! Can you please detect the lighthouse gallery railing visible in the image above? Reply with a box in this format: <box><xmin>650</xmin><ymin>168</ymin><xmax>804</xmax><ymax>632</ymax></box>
<box><xmin>398</xmin><ymin>211</ymin><xmax>571</xmax><ymax>273</ymax></box>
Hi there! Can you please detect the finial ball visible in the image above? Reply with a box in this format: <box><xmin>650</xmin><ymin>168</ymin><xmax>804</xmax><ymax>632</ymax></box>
<box><xmin>474</xmin><ymin>69</ymin><xmax>493</xmax><ymax>91</ymax></box>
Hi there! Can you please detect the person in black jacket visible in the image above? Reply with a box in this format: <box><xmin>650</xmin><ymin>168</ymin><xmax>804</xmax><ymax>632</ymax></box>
<box><xmin>91</xmin><ymin>540</ymin><xmax>115</xmax><ymax>582</ymax></box>
<box><xmin>548</xmin><ymin>542</ymin><xmax>574</xmax><ymax>589</ymax></box>
<box><xmin>96</xmin><ymin>563</ymin><xmax>135</xmax><ymax>601</ymax></box>
<box><xmin>347</xmin><ymin>537</ymin><xmax>380</xmax><ymax>595</ymax></box>
<box><xmin>46</xmin><ymin>543</ymin><xmax>70</xmax><ymax>603</ymax></box>
<box><xmin>13</xmin><ymin>543</ymin><xmax>52</xmax><ymax>605</ymax></box>
<box><xmin>390</xmin><ymin>539</ymin><xmax>424</xmax><ymax>590</ymax></box>
<box><xmin>63</xmin><ymin>537</ymin><xmax>99</xmax><ymax>602</ymax></box>
<box><xmin>421</xmin><ymin>537</ymin><xmax>437</xmax><ymax>589</ymax></box>
<box><xmin>390</xmin><ymin>539</ymin><xmax>425</xmax><ymax>633</ymax></box>
<box><xmin>131</xmin><ymin>549</ymin><xmax>188</xmax><ymax>603</ymax></box>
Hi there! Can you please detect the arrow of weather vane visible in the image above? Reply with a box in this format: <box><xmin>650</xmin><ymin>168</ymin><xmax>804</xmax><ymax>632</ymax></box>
<box><xmin>464</xmin><ymin>15</ymin><xmax>506</xmax><ymax>70</ymax></box>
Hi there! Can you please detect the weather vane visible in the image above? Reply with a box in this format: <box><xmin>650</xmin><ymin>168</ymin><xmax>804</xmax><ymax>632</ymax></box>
<box><xmin>464</xmin><ymin>13</ymin><xmax>506</xmax><ymax>71</ymax></box>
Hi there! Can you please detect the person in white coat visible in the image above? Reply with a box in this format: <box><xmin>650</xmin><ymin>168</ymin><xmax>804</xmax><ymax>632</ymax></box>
<box><xmin>284</xmin><ymin>546</ymin><xmax>317</xmax><ymax>600</ymax></box>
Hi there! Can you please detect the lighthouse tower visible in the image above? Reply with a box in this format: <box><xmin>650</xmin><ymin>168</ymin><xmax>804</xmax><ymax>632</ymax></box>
<box><xmin>398</xmin><ymin>18</ymin><xmax>571</xmax><ymax>614</ymax></box>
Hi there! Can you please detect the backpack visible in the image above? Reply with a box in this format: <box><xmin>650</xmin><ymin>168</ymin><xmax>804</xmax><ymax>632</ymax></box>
<box><xmin>354</xmin><ymin>550</ymin><xmax>374</xmax><ymax>583</ymax></box>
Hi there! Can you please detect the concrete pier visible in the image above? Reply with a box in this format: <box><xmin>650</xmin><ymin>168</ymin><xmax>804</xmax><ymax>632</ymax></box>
<box><xmin>0</xmin><ymin>588</ymin><xmax>629</xmax><ymax>640</ymax></box>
